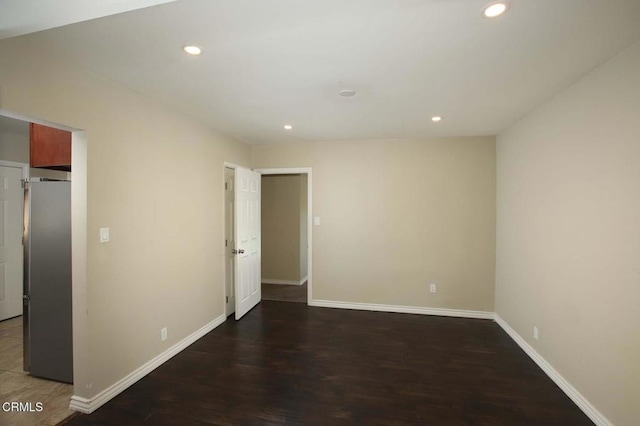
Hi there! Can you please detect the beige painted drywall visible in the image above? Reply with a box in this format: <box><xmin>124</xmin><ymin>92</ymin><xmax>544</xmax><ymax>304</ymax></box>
<box><xmin>0</xmin><ymin>125</ymin><xmax>29</xmax><ymax>163</ymax></box>
<box><xmin>0</xmin><ymin>35</ymin><xmax>250</xmax><ymax>399</ymax></box>
<box><xmin>496</xmin><ymin>40</ymin><xmax>640</xmax><ymax>425</ymax></box>
<box><xmin>253</xmin><ymin>137</ymin><xmax>496</xmax><ymax>311</ymax></box>
<box><xmin>262</xmin><ymin>174</ymin><xmax>302</xmax><ymax>282</ymax></box>
<box><xmin>253</xmin><ymin>143</ymin><xmax>312</xmax><ymax>169</ymax></box>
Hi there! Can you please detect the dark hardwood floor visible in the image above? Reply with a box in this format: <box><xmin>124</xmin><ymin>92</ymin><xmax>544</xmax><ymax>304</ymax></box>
<box><xmin>62</xmin><ymin>301</ymin><xmax>593</xmax><ymax>425</ymax></box>
<box><xmin>261</xmin><ymin>282</ymin><xmax>307</xmax><ymax>303</ymax></box>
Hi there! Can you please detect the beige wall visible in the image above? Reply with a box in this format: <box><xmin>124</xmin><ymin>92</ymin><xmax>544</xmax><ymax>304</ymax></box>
<box><xmin>253</xmin><ymin>137</ymin><xmax>496</xmax><ymax>311</ymax></box>
<box><xmin>496</xmin><ymin>41</ymin><xmax>640</xmax><ymax>425</ymax></box>
<box><xmin>0</xmin><ymin>35</ymin><xmax>251</xmax><ymax>399</ymax></box>
<box><xmin>262</xmin><ymin>174</ymin><xmax>303</xmax><ymax>282</ymax></box>
<box><xmin>0</xmin><ymin>121</ymin><xmax>29</xmax><ymax>163</ymax></box>
<box><xmin>253</xmin><ymin>143</ymin><xmax>312</xmax><ymax>169</ymax></box>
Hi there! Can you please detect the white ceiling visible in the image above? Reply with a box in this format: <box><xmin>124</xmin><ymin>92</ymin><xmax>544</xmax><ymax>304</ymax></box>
<box><xmin>6</xmin><ymin>0</ymin><xmax>640</xmax><ymax>144</ymax></box>
<box><xmin>0</xmin><ymin>0</ymin><xmax>177</xmax><ymax>39</ymax></box>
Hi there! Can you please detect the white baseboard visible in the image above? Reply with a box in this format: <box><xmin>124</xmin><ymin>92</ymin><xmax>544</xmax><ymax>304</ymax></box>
<box><xmin>494</xmin><ymin>314</ymin><xmax>611</xmax><ymax>426</ymax></box>
<box><xmin>309</xmin><ymin>299</ymin><xmax>494</xmax><ymax>319</ymax></box>
<box><xmin>262</xmin><ymin>277</ymin><xmax>306</xmax><ymax>285</ymax></box>
<box><xmin>69</xmin><ymin>313</ymin><xmax>227</xmax><ymax>414</ymax></box>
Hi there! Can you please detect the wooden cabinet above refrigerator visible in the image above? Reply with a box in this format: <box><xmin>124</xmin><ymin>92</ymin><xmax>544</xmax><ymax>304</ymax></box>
<box><xmin>30</xmin><ymin>123</ymin><xmax>71</xmax><ymax>171</ymax></box>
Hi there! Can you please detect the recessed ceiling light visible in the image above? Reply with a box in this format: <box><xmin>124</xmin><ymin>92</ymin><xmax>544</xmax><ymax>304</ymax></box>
<box><xmin>431</xmin><ymin>116</ymin><xmax>443</xmax><ymax>122</ymax></box>
<box><xmin>339</xmin><ymin>89</ymin><xmax>357</xmax><ymax>97</ymax></box>
<box><xmin>482</xmin><ymin>2</ymin><xmax>509</xmax><ymax>18</ymax></box>
<box><xmin>183</xmin><ymin>45</ymin><xmax>202</xmax><ymax>55</ymax></box>
<box><xmin>284</xmin><ymin>125</ymin><xmax>293</xmax><ymax>130</ymax></box>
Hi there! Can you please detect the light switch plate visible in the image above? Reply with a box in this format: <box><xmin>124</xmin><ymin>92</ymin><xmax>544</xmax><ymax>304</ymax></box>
<box><xmin>100</xmin><ymin>227</ymin><xmax>110</xmax><ymax>243</ymax></box>
<box><xmin>313</xmin><ymin>217</ymin><xmax>320</xmax><ymax>226</ymax></box>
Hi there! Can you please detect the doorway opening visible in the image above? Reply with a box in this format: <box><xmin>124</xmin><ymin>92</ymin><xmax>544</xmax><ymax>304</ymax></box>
<box><xmin>0</xmin><ymin>110</ymin><xmax>87</xmax><ymax>424</ymax></box>
<box><xmin>260</xmin><ymin>173</ymin><xmax>308</xmax><ymax>303</ymax></box>
<box><xmin>257</xmin><ymin>168</ymin><xmax>312</xmax><ymax>305</ymax></box>
<box><xmin>223</xmin><ymin>166</ymin><xmax>312</xmax><ymax>318</ymax></box>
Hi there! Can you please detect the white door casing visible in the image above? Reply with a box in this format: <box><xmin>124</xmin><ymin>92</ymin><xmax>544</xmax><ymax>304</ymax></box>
<box><xmin>224</xmin><ymin>168</ymin><xmax>235</xmax><ymax>316</ymax></box>
<box><xmin>234</xmin><ymin>167</ymin><xmax>261</xmax><ymax>320</ymax></box>
<box><xmin>0</xmin><ymin>165</ymin><xmax>25</xmax><ymax>321</ymax></box>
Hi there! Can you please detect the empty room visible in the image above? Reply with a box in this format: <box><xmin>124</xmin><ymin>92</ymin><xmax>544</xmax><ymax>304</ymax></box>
<box><xmin>0</xmin><ymin>1</ymin><xmax>638</xmax><ymax>425</ymax></box>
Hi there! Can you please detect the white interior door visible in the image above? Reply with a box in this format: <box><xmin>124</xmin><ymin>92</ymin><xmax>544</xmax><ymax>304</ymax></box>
<box><xmin>224</xmin><ymin>168</ymin><xmax>235</xmax><ymax>316</ymax></box>
<box><xmin>0</xmin><ymin>165</ymin><xmax>24</xmax><ymax>321</ymax></box>
<box><xmin>234</xmin><ymin>166</ymin><xmax>261</xmax><ymax>320</ymax></box>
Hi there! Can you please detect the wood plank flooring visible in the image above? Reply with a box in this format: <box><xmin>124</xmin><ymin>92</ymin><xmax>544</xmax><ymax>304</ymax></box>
<box><xmin>63</xmin><ymin>301</ymin><xmax>593</xmax><ymax>425</ymax></box>
<box><xmin>261</xmin><ymin>282</ymin><xmax>307</xmax><ymax>303</ymax></box>
<box><xmin>0</xmin><ymin>316</ymin><xmax>74</xmax><ymax>426</ymax></box>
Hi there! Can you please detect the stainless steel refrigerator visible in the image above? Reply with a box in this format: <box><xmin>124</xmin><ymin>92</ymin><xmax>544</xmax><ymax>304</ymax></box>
<box><xmin>23</xmin><ymin>178</ymin><xmax>73</xmax><ymax>383</ymax></box>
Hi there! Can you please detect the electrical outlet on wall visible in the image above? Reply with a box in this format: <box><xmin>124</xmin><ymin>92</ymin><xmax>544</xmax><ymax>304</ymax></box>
<box><xmin>533</xmin><ymin>326</ymin><xmax>539</xmax><ymax>340</ymax></box>
<box><xmin>161</xmin><ymin>327</ymin><xmax>168</xmax><ymax>341</ymax></box>
<box><xmin>429</xmin><ymin>284</ymin><xmax>437</xmax><ymax>294</ymax></box>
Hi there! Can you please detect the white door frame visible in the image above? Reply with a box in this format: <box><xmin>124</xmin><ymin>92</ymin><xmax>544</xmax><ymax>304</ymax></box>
<box><xmin>255</xmin><ymin>168</ymin><xmax>312</xmax><ymax>305</ymax></box>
